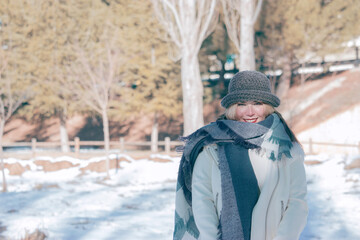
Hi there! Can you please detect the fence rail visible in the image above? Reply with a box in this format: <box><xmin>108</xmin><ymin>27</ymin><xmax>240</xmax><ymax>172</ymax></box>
<box><xmin>2</xmin><ymin>137</ymin><xmax>359</xmax><ymax>155</ymax></box>
<box><xmin>301</xmin><ymin>138</ymin><xmax>360</xmax><ymax>154</ymax></box>
<box><xmin>2</xmin><ymin>137</ymin><xmax>183</xmax><ymax>155</ymax></box>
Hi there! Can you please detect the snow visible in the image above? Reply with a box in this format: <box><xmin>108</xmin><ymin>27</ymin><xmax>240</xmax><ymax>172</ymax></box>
<box><xmin>301</xmin><ymin>154</ymin><xmax>360</xmax><ymax>239</ymax></box>
<box><xmin>298</xmin><ymin>104</ymin><xmax>360</xmax><ymax>154</ymax></box>
<box><xmin>294</xmin><ymin>76</ymin><xmax>346</xmax><ymax>116</ymax></box>
<box><xmin>1</xmin><ymin>153</ymin><xmax>360</xmax><ymax>240</ymax></box>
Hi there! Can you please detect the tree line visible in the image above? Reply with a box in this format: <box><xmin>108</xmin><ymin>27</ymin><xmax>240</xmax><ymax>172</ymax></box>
<box><xmin>0</xmin><ymin>0</ymin><xmax>182</xmax><ymax>184</ymax></box>
<box><xmin>1</xmin><ymin>0</ymin><xmax>359</xmax><ymax>184</ymax></box>
<box><xmin>152</xmin><ymin>0</ymin><xmax>359</xmax><ymax>135</ymax></box>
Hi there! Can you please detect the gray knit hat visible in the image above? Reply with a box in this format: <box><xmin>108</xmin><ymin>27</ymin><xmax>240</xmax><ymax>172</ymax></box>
<box><xmin>221</xmin><ymin>70</ymin><xmax>280</xmax><ymax>108</ymax></box>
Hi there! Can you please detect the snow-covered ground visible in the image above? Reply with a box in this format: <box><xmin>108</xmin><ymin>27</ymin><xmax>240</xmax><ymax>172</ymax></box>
<box><xmin>0</xmin><ymin>153</ymin><xmax>359</xmax><ymax>240</ymax></box>
<box><xmin>301</xmin><ymin>154</ymin><xmax>360</xmax><ymax>240</ymax></box>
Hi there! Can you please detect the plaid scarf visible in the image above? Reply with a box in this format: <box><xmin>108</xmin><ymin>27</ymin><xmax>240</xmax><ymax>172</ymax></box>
<box><xmin>173</xmin><ymin>113</ymin><xmax>293</xmax><ymax>240</ymax></box>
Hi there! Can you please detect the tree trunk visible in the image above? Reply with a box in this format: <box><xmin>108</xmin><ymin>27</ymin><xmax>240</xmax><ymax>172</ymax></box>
<box><xmin>102</xmin><ymin>108</ymin><xmax>110</xmax><ymax>179</ymax></box>
<box><xmin>181</xmin><ymin>51</ymin><xmax>204</xmax><ymax>136</ymax></box>
<box><xmin>151</xmin><ymin>112</ymin><xmax>158</xmax><ymax>153</ymax></box>
<box><xmin>276</xmin><ymin>54</ymin><xmax>292</xmax><ymax>99</ymax></box>
<box><xmin>59</xmin><ymin>110</ymin><xmax>70</xmax><ymax>153</ymax></box>
<box><xmin>0</xmin><ymin>119</ymin><xmax>7</xmax><ymax>192</ymax></box>
<box><xmin>300</xmin><ymin>63</ymin><xmax>307</xmax><ymax>86</ymax></box>
<box><xmin>240</xmin><ymin>0</ymin><xmax>256</xmax><ymax>71</ymax></box>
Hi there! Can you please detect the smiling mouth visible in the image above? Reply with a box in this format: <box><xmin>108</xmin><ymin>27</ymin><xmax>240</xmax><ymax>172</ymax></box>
<box><xmin>244</xmin><ymin>118</ymin><xmax>258</xmax><ymax>123</ymax></box>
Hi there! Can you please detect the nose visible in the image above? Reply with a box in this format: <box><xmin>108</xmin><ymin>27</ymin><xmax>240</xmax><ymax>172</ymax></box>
<box><xmin>247</xmin><ymin>105</ymin><xmax>254</xmax><ymax>116</ymax></box>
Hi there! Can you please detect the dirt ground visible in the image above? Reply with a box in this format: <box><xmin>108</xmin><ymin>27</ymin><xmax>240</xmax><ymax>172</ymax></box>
<box><xmin>2</xmin><ymin>150</ymin><xmax>180</xmax><ymax>160</ymax></box>
<box><xmin>345</xmin><ymin>157</ymin><xmax>360</xmax><ymax>170</ymax></box>
<box><xmin>3</xmin><ymin>150</ymin><xmax>359</xmax><ymax>176</ymax></box>
<box><xmin>2</xmin><ymin>151</ymin><xmax>181</xmax><ymax>176</ymax></box>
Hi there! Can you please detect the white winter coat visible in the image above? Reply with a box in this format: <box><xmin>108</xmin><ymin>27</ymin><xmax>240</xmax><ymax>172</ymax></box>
<box><xmin>192</xmin><ymin>143</ymin><xmax>308</xmax><ymax>240</ymax></box>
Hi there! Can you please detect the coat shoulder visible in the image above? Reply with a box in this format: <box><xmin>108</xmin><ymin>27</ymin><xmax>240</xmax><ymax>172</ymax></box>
<box><xmin>289</xmin><ymin>142</ymin><xmax>305</xmax><ymax>163</ymax></box>
<box><xmin>203</xmin><ymin>144</ymin><xmax>219</xmax><ymax>165</ymax></box>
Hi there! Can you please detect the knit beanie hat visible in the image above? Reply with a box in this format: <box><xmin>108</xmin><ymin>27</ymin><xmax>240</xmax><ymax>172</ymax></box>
<box><xmin>221</xmin><ymin>70</ymin><xmax>280</xmax><ymax>108</ymax></box>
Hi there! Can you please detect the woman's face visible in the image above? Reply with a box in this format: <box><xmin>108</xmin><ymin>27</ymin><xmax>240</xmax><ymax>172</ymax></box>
<box><xmin>235</xmin><ymin>101</ymin><xmax>267</xmax><ymax>123</ymax></box>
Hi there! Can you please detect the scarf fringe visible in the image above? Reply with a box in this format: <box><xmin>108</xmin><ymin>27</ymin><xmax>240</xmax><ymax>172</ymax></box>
<box><xmin>176</xmin><ymin>129</ymin><xmax>206</xmax><ymax>152</ymax></box>
<box><xmin>268</xmin><ymin>134</ymin><xmax>293</xmax><ymax>160</ymax></box>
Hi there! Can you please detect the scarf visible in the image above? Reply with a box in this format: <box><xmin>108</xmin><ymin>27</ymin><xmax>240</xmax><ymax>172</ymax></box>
<box><xmin>173</xmin><ymin>113</ymin><xmax>293</xmax><ymax>240</ymax></box>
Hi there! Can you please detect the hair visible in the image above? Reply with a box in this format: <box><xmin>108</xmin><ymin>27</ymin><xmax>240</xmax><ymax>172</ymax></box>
<box><xmin>273</xmin><ymin>110</ymin><xmax>301</xmax><ymax>144</ymax></box>
<box><xmin>220</xmin><ymin>102</ymin><xmax>300</xmax><ymax>144</ymax></box>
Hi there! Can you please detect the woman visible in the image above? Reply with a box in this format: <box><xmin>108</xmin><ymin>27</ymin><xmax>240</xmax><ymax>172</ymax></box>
<box><xmin>173</xmin><ymin>71</ymin><xmax>308</xmax><ymax>240</ymax></box>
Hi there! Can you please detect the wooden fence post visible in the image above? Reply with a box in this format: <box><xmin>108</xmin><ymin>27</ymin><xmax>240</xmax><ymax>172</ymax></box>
<box><xmin>151</xmin><ymin>136</ymin><xmax>158</xmax><ymax>153</ymax></box>
<box><xmin>31</xmin><ymin>138</ymin><xmax>37</xmax><ymax>158</ymax></box>
<box><xmin>74</xmin><ymin>137</ymin><xmax>80</xmax><ymax>155</ymax></box>
<box><xmin>309</xmin><ymin>138</ymin><xmax>313</xmax><ymax>155</ymax></box>
<box><xmin>120</xmin><ymin>137</ymin><xmax>125</xmax><ymax>152</ymax></box>
<box><xmin>165</xmin><ymin>137</ymin><xmax>170</xmax><ymax>154</ymax></box>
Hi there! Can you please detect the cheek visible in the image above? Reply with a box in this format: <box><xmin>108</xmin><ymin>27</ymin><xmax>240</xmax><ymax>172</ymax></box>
<box><xmin>255</xmin><ymin>106</ymin><xmax>266</xmax><ymax>117</ymax></box>
<box><xmin>235</xmin><ymin>107</ymin><xmax>245</xmax><ymax>119</ymax></box>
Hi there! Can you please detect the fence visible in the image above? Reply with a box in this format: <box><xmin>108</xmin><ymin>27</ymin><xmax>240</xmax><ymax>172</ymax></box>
<box><xmin>2</xmin><ymin>137</ymin><xmax>360</xmax><ymax>155</ymax></box>
<box><xmin>301</xmin><ymin>138</ymin><xmax>360</xmax><ymax>155</ymax></box>
<box><xmin>1</xmin><ymin>137</ymin><xmax>184</xmax><ymax>155</ymax></box>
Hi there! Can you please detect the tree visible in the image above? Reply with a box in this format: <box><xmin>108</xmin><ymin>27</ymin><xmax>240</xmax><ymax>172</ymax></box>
<box><xmin>70</xmin><ymin>24</ymin><xmax>126</xmax><ymax>179</ymax></box>
<box><xmin>221</xmin><ymin>0</ymin><xmax>264</xmax><ymax>70</ymax></box>
<box><xmin>2</xmin><ymin>0</ymin><xmax>83</xmax><ymax>152</ymax></box>
<box><xmin>199</xmin><ymin>16</ymin><xmax>238</xmax><ymax>101</ymax></box>
<box><xmin>0</xmin><ymin>1</ymin><xmax>33</xmax><ymax>191</ymax></box>
<box><xmin>121</xmin><ymin>1</ymin><xmax>182</xmax><ymax>152</ymax></box>
<box><xmin>27</xmin><ymin>0</ymin><xmax>81</xmax><ymax>152</ymax></box>
<box><xmin>134</xmin><ymin>48</ymin><xmax>182</xmax><ymax>152</ymax></box>
<box><xmin>260</xmin><ymin>0</ymin><xmax>360</xmax><ymax>98</ymax></box>
<box><xmin>67</xmin><ymin>0</ymin><xmax>141</xmax><ymax>177</ymax></box>
<box><xmin>152</xmin><ymin>0</ymin><xmax>219</xmax><ymax>136</ymax></box>
<box><xmin>0</xmin><ymin>56</ymin><xmax>31</xmax><ymax>192</ymax></box>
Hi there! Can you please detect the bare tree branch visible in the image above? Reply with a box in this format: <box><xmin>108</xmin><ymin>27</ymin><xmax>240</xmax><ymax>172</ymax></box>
<box><xmin>222</xmin><ymin>0</ymin><xmax>262</xmax><ymax>70</ymax></box>
<box><xmin>195</xmin><ymin>0</ymin><xmax>219</xmax><ymax>53</ymax></box>
<box><xmin>68</xmin><ymin>28</ymin><xmax>126</xmax><ymax>179</ymax></box>
<box><xmin>152</xmin><ymin>0</ymin><xmax>182</xmax><ymax>50</ymax></box>
<box><xmin>162</xmin><ymin>0</ymin><xmax>184</xmax><ymax>37</ymax></box>
<box><xmin>151</xmin><ymin>0</ymin><xmax>219</xmax><ymax>134</ymax></box>
<box><xmin>252</xmin><ymin>0</ymin><xmax>263</xmax><ymax>24</ymax></box>
<box><xmin>221</xmin><ymin>0</ymin><xmax>241</xmax><ymax>52</ymax></box>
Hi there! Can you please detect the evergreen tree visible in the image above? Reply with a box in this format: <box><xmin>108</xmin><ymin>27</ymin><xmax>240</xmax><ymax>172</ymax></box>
<box><xmin>260</xmin><ymin>0</ymin><xmax>360</xmax><ymax>98</ymax></box>
<box><xmin>123</xmin><ymin>1</ymin><xmax>182</xmax><ymax>151</ymax></box>
<box><xmin>19</xmin><ymin>0</ymin><xmax>82</xmax><ymax>152</ymax></box>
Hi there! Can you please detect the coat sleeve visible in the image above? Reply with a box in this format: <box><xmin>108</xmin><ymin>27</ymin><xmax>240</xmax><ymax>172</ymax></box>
<box><xmin>274</xmin><ymin>145</ymin><xmax>309</xmax><ymax>240</ymax></box>
<box><xmin>192</xmin><ymin>149</ymin><xmax>220</xmax><ymax>240</ymax></box>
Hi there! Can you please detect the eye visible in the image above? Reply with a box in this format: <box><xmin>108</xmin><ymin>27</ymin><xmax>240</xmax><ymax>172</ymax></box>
<box><xmin>254</xmin><ymin>102</ymin><xmax>263</xmax><ymax>105</ymax></box>
<box><xmin>237</xmin><ymin>103</ymin><xmax>246</xmax><ymax>106</ymax></box>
